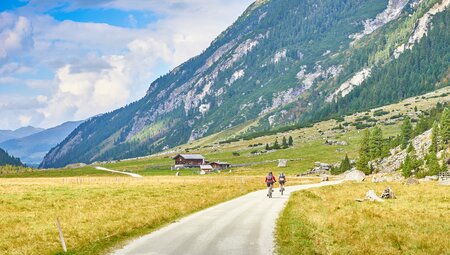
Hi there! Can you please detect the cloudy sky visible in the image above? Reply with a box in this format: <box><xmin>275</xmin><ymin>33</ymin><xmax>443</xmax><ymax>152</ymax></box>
<box><xmin>0</xmin><ymin>0</ymin><xmax>254</xmax><ymax>130</ymax></box>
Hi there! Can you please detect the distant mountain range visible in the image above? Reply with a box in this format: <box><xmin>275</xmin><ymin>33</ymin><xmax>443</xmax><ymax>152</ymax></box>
<box><xmin>41</xmin><ymin>0</ymin><xmax>450</xmax><ymax>168</ymax></box>
<box><xmin>0</xmin><ymin>126</ymin><xmax>44</xmax><ymax>143</ymax></box>
<box><xmin>0</xmin><ymin>121</ymin><xmax>83</xmax><ymax>166</ymax></box>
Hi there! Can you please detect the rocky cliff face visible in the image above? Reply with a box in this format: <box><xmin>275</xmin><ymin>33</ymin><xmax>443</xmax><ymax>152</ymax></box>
<box><xmin>41</xmin><ymin>0</ymin><xmax>450</xmax><ymax>168</ymax></box>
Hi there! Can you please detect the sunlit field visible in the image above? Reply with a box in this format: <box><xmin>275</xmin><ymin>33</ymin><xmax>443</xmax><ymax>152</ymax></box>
<box><xmin>276</xmin><ymin>182</ymin><xmax>450</xmax><ymax>255</ymax></box>
<box><xmin>0</xmin><ymin>176</ymin><xmax>317</xmax><ymax>255</ymax></box>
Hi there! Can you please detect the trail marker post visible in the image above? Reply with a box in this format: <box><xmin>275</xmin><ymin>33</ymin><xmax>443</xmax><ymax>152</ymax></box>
<box><xmin>56</xmin><ymin>217</ymin><xmax>67</xmax><ymax>253</ymax></box>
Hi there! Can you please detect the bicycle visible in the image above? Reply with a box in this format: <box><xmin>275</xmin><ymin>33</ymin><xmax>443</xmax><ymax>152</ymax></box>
<box><xmin>279</xmin><ymin>183</ymin><xmax>285</xmax><ymax>195</ymax></box>
<box><xmin>267</xmin><ymin>184</ymin><xmax>273</xmax><ymax>198</ymax></box>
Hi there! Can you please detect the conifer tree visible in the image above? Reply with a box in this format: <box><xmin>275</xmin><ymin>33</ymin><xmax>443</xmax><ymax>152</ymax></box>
<box><xmin>429</xmin><ymin>121</ymin><xmax>439</xmax><ymax>153</ymax></box>
<box><xmin>357</xmin><ymin>129</ymin><xmax>371</xmax><ymax>174</ymax></box>
<box><xmin>369</xmin><ymin>127</ymin><xmax>383</xmax><ymax>159</ymax></box>
<box><xmin>265</xmin><ymin>144</ymin><xmax>270</xmax><ymax>151</ymax></box>
<box><xmin>282</xmin><ymin>137</ymin><xmax>288</xmax><ymax>148</ymax></box>
<box><xmin>402</xmin><ymin>154</ymin><xmax>413</xmax><ymax>177</ymax></box>
<box><xmin>400</xmin><ymin>117</ymin><xmax>413</xmax><ymax>149</ymax></box>
<box><xmin>425</xmin><ymin>151</ymin><xmax>440</xmax><ymax>175</ymax></box>
<box><xmin>440</xmin><ymin>159</ymin><xmax>448</xmax><ymax>173</ymax></box>
<box><xmin>273</xmin><ymin>139</ymin><xmax>280</xmax><ymax>150</ymax></box>
<box><xmin>288</xmin><ymin>136</ymin><xmax>293</xmax><ymax>146</ymax></box>
<box><xmin>440</xmin><ymin>108</ymin><xmax>450</xmax><ymax>144</ymax></box>
<box><xmin>340</xmin><ymin>154</ymin><xmax>352</xmax><ymax>173</ymax></box>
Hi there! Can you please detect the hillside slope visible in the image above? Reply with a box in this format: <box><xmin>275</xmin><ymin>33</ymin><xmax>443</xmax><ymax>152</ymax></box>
<box><xmin>0</xmin><ymin>148</ymin><xmax>24</xmax><ymax>167</ymax></box>
<box><xmin>41</xmin><ymin>0</ymin><xmax>450</xmax><ymax>168</ymax></box>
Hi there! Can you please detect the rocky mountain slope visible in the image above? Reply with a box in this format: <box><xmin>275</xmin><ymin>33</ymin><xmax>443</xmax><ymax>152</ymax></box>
<box><xmin>41</xmin><ymin>0</ymin><xmax>450</xmax><ymax>168</ymax></box>
<box><xmin>0</xmin><ymin>121</ymin><xmax>82</xmax><ymax>166</ymax></box>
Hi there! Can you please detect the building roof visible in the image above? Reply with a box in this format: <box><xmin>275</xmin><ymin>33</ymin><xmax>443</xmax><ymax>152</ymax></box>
<box><xmin>211</xmin><ymin>161</ymin><xmax>229</xmax><ymax>165</ymax></box>
<box><xmin>200</xmin><ymin>165</ymin><xmax>213</xmax><ymax>170</ymax></box>
<box><xmin>174</xmin><ymin>154</ymin><xmax>205</xmax><ymax>160</ymax></box>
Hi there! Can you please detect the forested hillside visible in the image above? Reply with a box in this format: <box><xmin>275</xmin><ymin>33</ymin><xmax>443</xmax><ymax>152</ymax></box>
<box><xmin>41</xmin><ymin>0</ymin><xmax>450</xmax><ymax>168</ymax></box>
<box><xmin>0</xmin><ymin>148</ymin><xmax>24</xmax><ymax>167</ymax></box>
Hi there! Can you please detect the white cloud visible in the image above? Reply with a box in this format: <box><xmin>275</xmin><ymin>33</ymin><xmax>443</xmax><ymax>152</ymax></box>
<box><xmin>0</xmin><ymin>12</ymin><xmax>33</xmax><ymax>61</ymax></box>
<box><xmin>0</xmin><ymin>0</ymin><xmax>255</xmax><ymax>129</ymax></box>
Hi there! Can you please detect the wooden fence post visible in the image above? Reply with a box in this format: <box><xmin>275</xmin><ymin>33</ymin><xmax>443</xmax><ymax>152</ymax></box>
<box><xmin>56</xmin><ymin>217</ymin><xmax>67</xmax><ymax>253</ymax></box>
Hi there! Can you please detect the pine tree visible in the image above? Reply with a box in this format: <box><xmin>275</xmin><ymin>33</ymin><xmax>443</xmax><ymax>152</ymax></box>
<box><xmin>273</xmin><ymin>139</ymin><xmax>280</xmax><ymax>150</ymax></box>
<box><xmin>369</xmin><ymin>127</ymin><xmax>383</xmax><ymax>159</ymax></box>
<box><xmin>402</xmin><ymin>154</ymin><xmax>413</xmax><ymax>177</ymax></box>
<box><xmin>440</xmin><ymin>108</ymin><xmax>450</xmax><ymax>144</ymax></box>
<box><xmin>282</xmin><ymin>137</ymin><xmax>288</xmax><ymax>149</ymax></box>
<box><xmin>340</xmin><ymin>154</ymin><xmax>351</xmax><ymax>172</ymax></box>
<box><xmin>429</xmin><ymin>121</ymin><xmax>439</xmax><ymax>153</ymax></box>
<box><xmin>425</xmin><ymin>151</ymin><xmax>440</xmax><ymax>176</ymax></box>
<box><xmin>400</xmin><ymin>117</ymin><xmax>413</xmax><ymax>149</ymax></box>
<box><xmin>357</xmin><ymin>129</ymin><xmax>371</xmax><ymax>174</ymax></box>
<box><xmin>288</xmin><ymin>136</ymin><xmax>293</xmax><ymax>146</ymax></box>
<box><xmin>440</xmin><ymin>159</ymin><xmax>448</xmax><ymax>173</ymax></box>
<box><xmin>265</xmin><ymin>144</ymin><xmax>270</xmax><ymax>150</ymax></box>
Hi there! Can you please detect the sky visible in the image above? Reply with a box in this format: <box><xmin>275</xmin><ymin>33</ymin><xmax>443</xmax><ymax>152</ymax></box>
<box><xmin>0</xmin><ymin>0</ymin><xmax>254</xmax><ymax>130</ymax></box>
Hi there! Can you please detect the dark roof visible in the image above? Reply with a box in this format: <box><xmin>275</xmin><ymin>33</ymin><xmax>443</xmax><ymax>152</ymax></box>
<box><xmin>174</xmin><ymin>154</ymin><xmax>205</xmax><ymax>160</ymax></box>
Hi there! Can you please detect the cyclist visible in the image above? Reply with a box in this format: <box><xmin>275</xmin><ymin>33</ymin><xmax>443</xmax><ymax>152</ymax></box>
<box><xmin>279</xmin><ymin>172</ymin><xmax>286</xmax><ymax>194</ymax></box>
<box><xmin>265</xmin><ymin>172</ymin><xmax>277</xmax><ymax>197</ymax></box>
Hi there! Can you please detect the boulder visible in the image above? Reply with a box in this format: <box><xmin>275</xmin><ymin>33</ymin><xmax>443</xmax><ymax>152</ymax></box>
<box><xmin>365</xmin><ymin>190</ymin><xmax>383</xmax><ymax>202</ymax></box>
<box><xmin>405</xmin><ymin>177</ymin><xmax>419</xmax><ymax>185</ymax></box>
<box><xmin>344</xmin><ymin>169</ymin><xmax>366</xmax><ymax>182</ymax></box>
<box><xmin>380</xmin><ymin>187</ymin><xmax>396</xmax><ymax>199</ymax></box>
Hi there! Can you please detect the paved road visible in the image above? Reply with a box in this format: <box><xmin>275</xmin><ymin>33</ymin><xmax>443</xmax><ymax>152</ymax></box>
<box><xmin>111</xmin><ymin>180</ymin><xmax>342</xmax><ymax>255</ymax></box>
<box><xmin>94</xmin><ymin>166</ymin><xmax>143</xmax><ymax>178</ymax></box>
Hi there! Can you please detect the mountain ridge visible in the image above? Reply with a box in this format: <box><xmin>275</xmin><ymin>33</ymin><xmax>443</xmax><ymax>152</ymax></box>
<box><xmin>0</xmin><ymin>121</ymin><xmax>83</xmax><ymax>166</ymax></box>
<box><xmin>41</xmin><ymin>0</ymin><xmax>450</xmax><ymax>168</ymax></box>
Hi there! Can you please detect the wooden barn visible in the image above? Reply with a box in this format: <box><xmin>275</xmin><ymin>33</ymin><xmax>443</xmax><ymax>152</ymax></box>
<box><xmin>210</xmin><ymin>162</ymin><xmax>231</xmax><ymax>170</ymax></box>
<box><xmin>173</xmin><ymin>154</ymin><xmax>205</xmax><ymax>167</ymax></box>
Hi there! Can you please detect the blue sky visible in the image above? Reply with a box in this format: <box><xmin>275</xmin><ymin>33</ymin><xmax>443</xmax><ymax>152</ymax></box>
<box><xmin>0</xmin><ymin>0</ymin><xmax>254</xmax><ymax>130</ymax></box>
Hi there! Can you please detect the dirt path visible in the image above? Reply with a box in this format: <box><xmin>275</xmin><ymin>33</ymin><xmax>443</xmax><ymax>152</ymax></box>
<box><xmin>94</xmin><ymin>166</ymin><xmax>143</xmax><ymax>178</ymax></box>
<box><xmin>111</xmin><ymin>180</ymin><xmax>342</xmax><ymax>255</ymax></box>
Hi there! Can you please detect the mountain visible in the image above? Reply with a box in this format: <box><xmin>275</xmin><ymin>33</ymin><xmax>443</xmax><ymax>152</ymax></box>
<box><xmin>0</xmin><ymin>147</ymin><xmax>24</xmax><ymax>167</ymax></box>
<box><xmin>0</xmin><ymin>121</ymin><xmax>83</xmax><ymax>166</ymax></box>
<box><xmin>0</xmin><ymin>126</ymin><xmax>44</xmax><ymax>143</ymax></box>
<box><xmin>41</xmin><ymin>0</ymin><xmax>450</xmax><ymax>168</ymax></box>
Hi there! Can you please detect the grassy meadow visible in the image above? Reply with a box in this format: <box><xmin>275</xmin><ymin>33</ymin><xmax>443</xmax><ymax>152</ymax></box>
<box><xmin>0</xmin><ymin>176</ymin><xmax>318</xmax><ymax>255</ymax></box>
<box><xmin>276</xmin><ymin>182</ymin><xmax>450</xmax><ymax>255</ymax></box>
<box><xmin>1</xmin><ymin>88</ymin><xmax>450</xmax><ymax>254</ymax></box>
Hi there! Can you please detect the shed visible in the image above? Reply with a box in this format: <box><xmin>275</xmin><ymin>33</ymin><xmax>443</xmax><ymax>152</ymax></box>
<box><xmin>200</xmin><ymin>165</ymin><xmax>214</xmax><ymax>173</ymax></box>
<box><xmin>210</xmin><ymin>162</ymin><xmax>231</xmax><ymax>170</ymax></box>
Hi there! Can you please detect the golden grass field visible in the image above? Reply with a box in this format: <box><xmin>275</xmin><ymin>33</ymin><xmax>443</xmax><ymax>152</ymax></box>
<box><xmin>0</xmin><ymin>176</ymin><xmax>317</xmax><ymax>255</ymax></box>
<box><xmin>276</xmin><ymin>182</ymin><xmax>450</xmax><ymax>255</ymax></box>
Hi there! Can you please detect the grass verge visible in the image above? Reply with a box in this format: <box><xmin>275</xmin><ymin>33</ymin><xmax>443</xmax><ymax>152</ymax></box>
<box><xmin>276</xmin><ymin>182</ymin><xmax>450</xmax><ymax>254</ymax></box>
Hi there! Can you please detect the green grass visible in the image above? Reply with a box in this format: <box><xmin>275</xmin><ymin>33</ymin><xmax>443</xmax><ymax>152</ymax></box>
<box><xmin>0</xmin><ymin>167</ymin><xmax>122</xmax><ymax>178</ymax></box>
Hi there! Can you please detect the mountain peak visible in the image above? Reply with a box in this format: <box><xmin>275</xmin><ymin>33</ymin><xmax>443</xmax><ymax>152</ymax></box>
<box><xmin>40</xmin><ymin>0</ymin><xmax>450</xmax><ymax>168</ymax></box>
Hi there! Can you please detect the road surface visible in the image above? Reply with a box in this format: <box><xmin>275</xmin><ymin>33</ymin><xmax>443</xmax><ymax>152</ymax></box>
<box><xmin>111</xmin><ymin>180</ymin><xmax>342</xmax><ymax>255</ymax></box>
<box><xmin>94</xmin><ymin>166</ymin><xmax>143</xmax><ymax>178</ymax></box>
